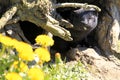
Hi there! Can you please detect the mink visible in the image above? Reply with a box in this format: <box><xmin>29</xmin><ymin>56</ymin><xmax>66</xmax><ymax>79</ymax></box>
<box><xmin>52</xmin><ymin>8</ymin><xmax>98</xmax><ymax>53</ymax></box>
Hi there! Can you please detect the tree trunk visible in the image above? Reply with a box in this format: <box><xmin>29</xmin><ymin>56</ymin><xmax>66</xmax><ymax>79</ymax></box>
<box><xmin>56</xmin><ymin>0</ymin><xmax>120</xmax><ymax>60</ymax></box>
<box><xmin>0</xmin><ymin>0</ymin><xmax>120</xmax><ymax>61</ymax></box>
<box><xmin>96</xmin><ymin>0</ymin><xmax>120</xmax><ymax>60</ymax></box>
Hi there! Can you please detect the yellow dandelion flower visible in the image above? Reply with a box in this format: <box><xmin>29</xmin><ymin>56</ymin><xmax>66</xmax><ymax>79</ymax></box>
<box><xmin>0</xmin><ymin>34</ymin><xmax>18</xmax><ymax>47</ymax></box>
<box><xmin>12</xmin><ymin>61</ymin><xmax>28</xmax><ymax>72</ymax></box>
<box><xmin>27</xmin><ymin>67</ymin><xmax>44</xmax><ymax>80</ymax></box>
<box><xmin>0</xmin><ymin>34</ymin><xmax>34</xmax><ymax>61</ymax></box>
<box><xmin>15</xmin><ymin>42</ymin><xmax>35</xmax><ymax>61</ymax></box>
<box><xmin>5</xmin><ymin>72</ymin><xmax>22</xmax><ymax>80</ymax></box>
<box><xmin>19</xmin><ymin>62</ymin><xmax>28</xmax><ymax>72</ymax></box>
<box><xmin>34</xmin><ymin>47</ymin><xmax>50</xmax><ymax>62</ymax></box>
<box><xmin>35</xmin><ymin>34</ymin><xmax>54</xmax><ymax>47</ymax></box>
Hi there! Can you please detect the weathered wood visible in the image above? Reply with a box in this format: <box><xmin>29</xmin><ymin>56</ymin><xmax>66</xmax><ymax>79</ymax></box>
<box><xmin>54</xmin><ymin>3</ymin><xmax>101</xmax><ymax>12</ymax></box>
<box><xmin>0</xmin><ymin>6</ymin><xmax>17</xmax><ymax>29</ymax></box>
<box><xmin>54</xmin><ymin>0</ymin><xmax>120</xmax><ymax>63</ymax></box>
<box><xmin>1</xmin><ymin>0</ymin><xmax>120</xmax><ymax>63</ymax></box>
<box><xmin>0</xmin><ymin>0</ymin><xmax>100</xmax><ymax>41</ymax></box>
<box><xmin>95</xmin><ymin>0</ymin><xmax>120</xmax><ymax>65</ymax></box>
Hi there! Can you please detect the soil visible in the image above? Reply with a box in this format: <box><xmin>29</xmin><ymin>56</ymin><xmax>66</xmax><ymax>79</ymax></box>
<box><xmin>67</xmin><ymin>46</ymin><xmax>120</xmax><ymax>80</ymax></box>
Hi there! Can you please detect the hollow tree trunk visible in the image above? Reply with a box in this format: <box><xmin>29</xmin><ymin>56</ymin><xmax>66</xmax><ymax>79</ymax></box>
<box><xmin>0</xmin><ymin>0</ymin><xmax>120</xmax><ymax>62</ymax></box>
<box><xmin>56</xmin><ymin>0</ymin><xmax>120</xmax><ymax>63</ymax></box>
<box><xmin>96</xmin><ymin>0</ymin><xmax>120</xmax><ymax>60</ymax></box>
<box><xmin>0</xmin><ymin>0</ymin><xmax>100</xmax><ymax>41</ymax></box>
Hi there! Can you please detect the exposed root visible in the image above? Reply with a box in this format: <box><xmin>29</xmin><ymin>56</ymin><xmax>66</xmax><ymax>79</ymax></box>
<box><xmin>54</xmin><ymin>3</ymin><xmax>101</xmax><ymax>12</ymax></box>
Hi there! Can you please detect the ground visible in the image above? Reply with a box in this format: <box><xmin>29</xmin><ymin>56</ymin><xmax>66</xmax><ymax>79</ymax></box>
<box><xmin>67</xmin><ymin>46</ymin><xmax>120</xmax><ymax>80</ymax></box>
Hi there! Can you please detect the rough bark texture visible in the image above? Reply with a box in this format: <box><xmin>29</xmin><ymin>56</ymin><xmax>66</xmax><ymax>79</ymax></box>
<box><xmin>0</xmin><ymin>0</ymin><xmax>120</xmax><ymax>60</ymax></box>
<box><xmin>0</xmin><ymin>0</ymin><xmax>72</xmax><ymax>41</ymax></box>
<box><xmin>55</xmin><ymin>0</ymin><xmax>120</xmax><ymax>62</ymax></box>
<box><xmin>1</xmin><ymin>1</ymin><xmax>120</xmax><ymax>80</ymax></box>
<box><xmin>96</xmin><ymin>0</ymin><xmax>120</xmax><ymax>61</ymax></box>
<box><xmin>0</xmin><ymin>0</ymin><xmax>100</xmax><ymax>41</ymax></box>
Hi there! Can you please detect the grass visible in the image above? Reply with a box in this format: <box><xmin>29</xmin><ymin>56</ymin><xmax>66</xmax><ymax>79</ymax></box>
<box><xmin>43</xmin><ymin>61</ymin><xmax>88</xmax><ymax>80</ymax></box>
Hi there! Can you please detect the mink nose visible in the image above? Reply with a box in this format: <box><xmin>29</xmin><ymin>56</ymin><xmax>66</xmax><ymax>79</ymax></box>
<box><xmin>89</xmin><ymin>15</ymin><xmax>95</xmax><ymax>19</ymax></box>
<box><xmin>88</xmin><ymin>15</ymin><xmax>96</xmax><ymax>23</ymax></box>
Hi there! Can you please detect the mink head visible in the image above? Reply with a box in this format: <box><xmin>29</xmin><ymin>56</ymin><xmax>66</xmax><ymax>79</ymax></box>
<box><xmin>70</xmin><ymin>8</ymin><xmax>98</xmax><ymax>31</ymax></box>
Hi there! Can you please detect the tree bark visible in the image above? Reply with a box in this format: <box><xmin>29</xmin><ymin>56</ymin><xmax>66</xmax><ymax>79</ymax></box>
<box><xmin>0</xmin><ymin>0</ymin><xmax>120</xmax><ymax>62</ymax></box>
<box><xmin>96</xmin><ymin>0</ymin><xmax>120</xmax><ymax>61</ymax></box>
<box><xmin>54</xmin><ymin>0</ymin><xmax>120</xmax><ymax>62</ymax></box>
<box><xmin>0</xmin><ymin>0</ymin><xmax>100</xmax><ymax>41</ymax></box>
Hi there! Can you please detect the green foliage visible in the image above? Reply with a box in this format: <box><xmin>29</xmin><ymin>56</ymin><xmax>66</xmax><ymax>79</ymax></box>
<box><xmin>0</xmin><ymin>44</ymin><xmax>18</xmax><ymax>79</ymax></box>
<box><xmin>43</xmin><ymin>61</ymin><xmax>88</xmax><ymax>80</ymax></box>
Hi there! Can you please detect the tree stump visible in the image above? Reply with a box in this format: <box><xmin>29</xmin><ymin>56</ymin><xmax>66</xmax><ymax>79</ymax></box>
<box><xmin>55</xmin><ymin>0</ymin><xmax>120</xmax><ymax>67</ymax></box>
<box><xmin>0</xmin><ymin>0</ymin><xmax>120</xmax><ymax>63</ymax></box>
<box><xmin>96</xmin><ymin>0</ymin><xmax>120</xmax><ymax>62</ymax></box>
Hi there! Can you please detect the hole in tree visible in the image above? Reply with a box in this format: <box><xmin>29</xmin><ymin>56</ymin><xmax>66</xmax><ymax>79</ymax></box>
<box><xmin>19</xmin><ymin>21</ymin><xmax>44</xmax><ymax>44</ymax></box>
<box><xmin>51</xmin><ymin>9</ymin><xmax>99</xmax><ymax>53</ymax></box>
<box><xmin>51</xmin><ymin>0</ymin><xmax>103</xmax><ymax>53</ymax></box>
<box><xmin>18</xmin><ymin>14</ymin><xmax>99</xmax><ymax>54</ymax></box>
<box><xmin>18</xmin><ymin>0</ymin><xmax>103</xmax><ymax>53</ymax></box>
